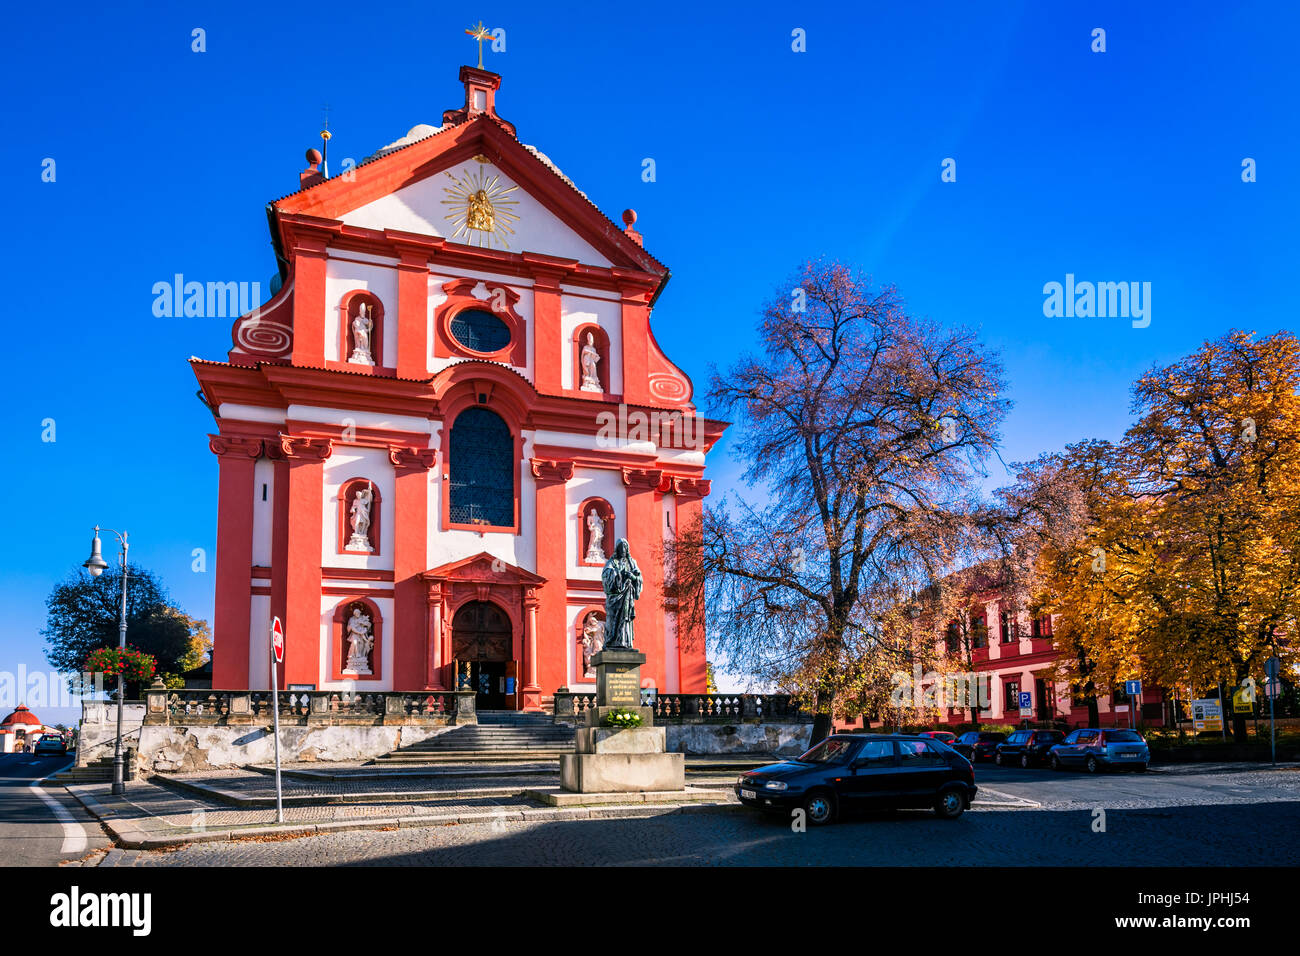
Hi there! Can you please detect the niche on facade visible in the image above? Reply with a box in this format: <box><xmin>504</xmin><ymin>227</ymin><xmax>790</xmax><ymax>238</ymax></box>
<box><xmin>573</xmin><ymin>323</ymin><xmax>610</xmax><ymax>394</ymax></box>
<box><xmin>339</xmin><ymin>290</ymin><xmax>384</xmax><ymax>367</ymax></box>
<box><xmin>332</xmin><ymin>597</ymin><xmax>383</xmax><ymax>681</ymax></box>
<box><xmin>577</xmin><ymin>497</ymin><xmax>615</xmax><ymax>566</ymax></box>
<box><xmin>338</xmin><ymin>478</ymin><xmax>382</xmax><ymax>555</ymax></box>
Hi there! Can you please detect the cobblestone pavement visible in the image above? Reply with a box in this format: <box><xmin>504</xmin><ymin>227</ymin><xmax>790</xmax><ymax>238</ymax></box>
<box><xmin>970</xmin><ymin>762</ymin><xmax>1300</xmax><ymax>810</ymax></box>
<box><xmin>91</xmin><ymin>799</ymin><xmax>1300</xmax><ymax>867</ymax></box>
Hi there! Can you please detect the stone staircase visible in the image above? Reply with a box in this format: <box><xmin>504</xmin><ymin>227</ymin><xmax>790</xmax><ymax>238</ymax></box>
<box><xmin>374</xmin><ymin>711</ymin><xmax>575</xmax><ymax>763</ymax></box>
<box><xmin>42</xmin><ymin>753</ymin><xmax>132</xmax><ymax>786</ymax></box>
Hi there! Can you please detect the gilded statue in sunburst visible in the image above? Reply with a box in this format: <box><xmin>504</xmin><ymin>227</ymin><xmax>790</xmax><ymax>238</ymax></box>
<box><xmin>442</xmin><ymin>163</ymin><xmax>521</xmax><ymax>248</ymax></box>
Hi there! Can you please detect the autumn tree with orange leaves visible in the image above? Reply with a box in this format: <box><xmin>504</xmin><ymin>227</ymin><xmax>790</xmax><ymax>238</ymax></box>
<box><xmin>1013</xmin><ymin>331</ymin><xmax>1300</xmax><ymax>743</ymax></box>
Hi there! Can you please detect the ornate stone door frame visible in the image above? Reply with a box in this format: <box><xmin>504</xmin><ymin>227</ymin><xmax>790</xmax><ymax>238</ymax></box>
<box><xmin>421</xmin><ymin>552</ymin><xmax>546</xmax><ymax>711</ymax></box>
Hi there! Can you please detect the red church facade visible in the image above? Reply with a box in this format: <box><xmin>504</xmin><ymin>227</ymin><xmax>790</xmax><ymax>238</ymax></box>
<box><xmin>194</xmin><ymin>65</ymin><xmax>725</xmax><ymax>710</ymax></box>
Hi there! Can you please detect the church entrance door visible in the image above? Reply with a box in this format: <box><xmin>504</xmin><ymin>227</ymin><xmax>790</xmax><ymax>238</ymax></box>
<box><xmin>451</xmin><ymin>601</ymin><xmax>518</xmax><ymax>711</ymax></box>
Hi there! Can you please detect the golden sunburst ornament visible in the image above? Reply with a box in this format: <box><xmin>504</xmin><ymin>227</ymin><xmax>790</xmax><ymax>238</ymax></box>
<box><xmin>441</xmin><ymin>164</ymin><xmax>521</xmax><ymax>248</ymax></box>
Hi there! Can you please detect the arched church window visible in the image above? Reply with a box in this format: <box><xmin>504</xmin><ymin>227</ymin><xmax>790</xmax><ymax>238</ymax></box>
<box><xmin>449</xmin><ymin>407</ymin><xmax>514</xmax><ymax>527</ymax></box>
<box><xmin>449</xmin><ymin>308</ymin><xmax>511</xmax><ymax>354</ymax></box>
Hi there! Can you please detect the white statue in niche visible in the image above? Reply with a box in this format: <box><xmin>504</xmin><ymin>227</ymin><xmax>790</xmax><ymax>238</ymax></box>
<box><xmin>347</xmin><ymin>483</ymin><xmax>374</xmax><ymax>552</ymax></box>
<box><xmin>584</xmin><ymin>507</ymin><xmax>605</xmax><ymax>563</ymax></box>
<box><xmin>581</xmin><ymin>612</ymin><xmax>605</xmax><ymax>678</ymax></box>
<box><xmin>579</xmin><ymin>331</ymin><xmax>602</xmax><ymax>392</ymax></box>
<box><xmin>344</xmin><ymin>608</ymin><xmax>374</xmax><ymax>674</ymax></box>
<box><xmin>349</xmin><ymin>302</ymin><xmax>375</xmax><ymax>365</ymax></box>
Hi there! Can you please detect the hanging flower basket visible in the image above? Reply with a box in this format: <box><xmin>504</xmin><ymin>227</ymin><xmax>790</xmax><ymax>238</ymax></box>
<box><xmin>84</xmin><ymin>647</ymin><xmax>157</xmax><ymax>683</ymax></box>
<box><xmin>601</xmin><ymin>707</ymin><xmax>643</xmax><ymax>729</ymax></box>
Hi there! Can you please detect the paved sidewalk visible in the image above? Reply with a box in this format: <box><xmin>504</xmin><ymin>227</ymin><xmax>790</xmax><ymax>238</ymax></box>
<box><xmin>63</xmin><ymin>772</ymin><xmax>740</xmax><ymax>850</ymax></box>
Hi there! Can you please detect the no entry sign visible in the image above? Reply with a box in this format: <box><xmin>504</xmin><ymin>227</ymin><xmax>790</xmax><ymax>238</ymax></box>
<box><xmin>271</xmin><ymin>616</ymin><xmax>284</xmax><ymax>664</ymax></box>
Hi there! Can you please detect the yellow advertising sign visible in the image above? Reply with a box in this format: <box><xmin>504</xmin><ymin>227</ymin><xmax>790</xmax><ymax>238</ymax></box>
<box><xmin>1191</xmin><ymin>698</ymin><xmax>1223</xmax><ymax>732</ymax></box>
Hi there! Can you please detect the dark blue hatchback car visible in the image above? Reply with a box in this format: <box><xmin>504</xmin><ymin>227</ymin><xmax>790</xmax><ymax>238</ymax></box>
<box><xmin>735</xmin><ymin>734</ymin><xmax>977</xmax><ymax>825</ymax></box>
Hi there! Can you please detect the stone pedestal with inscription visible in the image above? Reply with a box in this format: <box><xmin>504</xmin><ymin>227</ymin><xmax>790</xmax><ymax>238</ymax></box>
<box><xmin>559</xmin><ymin>649</ymin><xmax>685</xmax><ymax>793</ymax></box>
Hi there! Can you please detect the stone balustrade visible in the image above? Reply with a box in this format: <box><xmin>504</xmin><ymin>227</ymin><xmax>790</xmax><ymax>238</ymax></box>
<box><xmin>552</xmin><ymin>692</ymin><xmax>807</xmax><ymax>724</ymax></box>
<box><xmin>144</xmin><ymin>687</ymin><xmax>477</xmax><ymax>726</ymax></box>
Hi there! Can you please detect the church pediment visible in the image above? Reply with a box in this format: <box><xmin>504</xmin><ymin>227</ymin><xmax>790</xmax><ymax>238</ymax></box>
<box><xmin>273</xmin><ymin>69</ymin><xmax>662</xmax><ymax>274</ymax></box>
<box><xmin>340</xmin><ymin>154</ymin><xmax>614</xmax><ymax>265</ymax></box>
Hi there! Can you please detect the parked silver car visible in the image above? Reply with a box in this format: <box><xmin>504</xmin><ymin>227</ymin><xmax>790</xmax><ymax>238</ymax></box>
<box><xmin>1048</xmin><ymin>728</ymin><xmax>1149</xmax><ymax>772</ymax></box>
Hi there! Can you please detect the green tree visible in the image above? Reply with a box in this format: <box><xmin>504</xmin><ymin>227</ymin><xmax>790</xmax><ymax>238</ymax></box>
<box><xmin>42</xmin><ymin>567</ymin><xmax>205</xmax><ymax>695</ymax></box>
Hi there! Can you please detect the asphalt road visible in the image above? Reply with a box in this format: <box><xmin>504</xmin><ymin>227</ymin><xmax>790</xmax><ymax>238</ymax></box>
<box><xmin>0</xmin><ymin>754</ymin><xmax>110</xmax><ymax>866</ymax></box>
<box><xmin>91</xmin><ymin>798</ymin><xmax>1300</xmax><ymax>867</ymax></box>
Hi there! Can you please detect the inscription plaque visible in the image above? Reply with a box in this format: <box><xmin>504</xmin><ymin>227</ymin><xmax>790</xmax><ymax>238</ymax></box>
<box><xmin>604</xmin><ymin>667</ymin><xmax>640</xmax><ymax>707</ymax></box>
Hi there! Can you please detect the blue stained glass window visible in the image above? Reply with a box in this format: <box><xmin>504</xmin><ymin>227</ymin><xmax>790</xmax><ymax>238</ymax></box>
<box><xmin>449</xmin><ymin>407</ymin><xmax>514</xmax><ymax>526</ymax></box>
<box><xmin>449</xmin><ymin>309</ymin><xmax>511</xmax><ymax>354</ymax></box>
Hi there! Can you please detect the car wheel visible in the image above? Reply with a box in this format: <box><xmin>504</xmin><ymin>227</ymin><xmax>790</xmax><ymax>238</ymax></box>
<box><xmin>1049</xmin><ymin>754</ymin><xmax>1062</xmax><ymax>771</ymax></box>
<box><xmin>1135</xmin><ymin>763</ymin><xmax>1148</xmax><ymax>773</ymax></box>
<box><xmin>1020</xmin><ymin>753</ymin><xmax>1031</xmax><ymax>769</ymax></box>
<box><xmin>934</xmin><ymin>788</ymin><xmax>965</xmax><ymax>819</ymax></box>
<box><xmin>802</xmin><ymin>790</ymin><xmax>835</xmax><ymax>826</ymax></box>
<box><xmin>1085</xmin><ymin>755</ymin><xmax>1100</xmax><ymax>774</ymax></box>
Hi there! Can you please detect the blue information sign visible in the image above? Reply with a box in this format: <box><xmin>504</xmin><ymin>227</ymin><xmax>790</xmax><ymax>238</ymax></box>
<box><xmin>1018</xmin><ymin>691</ymin><xmax>1032</xmax><ymax>709</ymax></box>
<box><xmin>1124</xmin><ymin>680</ymin><xmax>1143</xmax><ymax>696</ymax></box>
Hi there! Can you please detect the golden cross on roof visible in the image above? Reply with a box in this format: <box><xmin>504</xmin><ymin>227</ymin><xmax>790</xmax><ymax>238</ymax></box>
<box><xmin>465</xmin><ymin>20</ymin><xmax>492</xmax><ymax>70</ymax></box>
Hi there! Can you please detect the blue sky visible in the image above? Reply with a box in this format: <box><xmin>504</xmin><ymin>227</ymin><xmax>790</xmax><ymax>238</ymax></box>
<box><xmin>3</xmin><ymin>1</ymin><xmax>1296</xmax><ymax>718</ymax></box>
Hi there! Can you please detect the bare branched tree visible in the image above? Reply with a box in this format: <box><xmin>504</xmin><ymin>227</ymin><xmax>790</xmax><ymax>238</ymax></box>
<box><xmin>669</xmin><ymin>260</ymin><xmax>1010</xmax><ymax>742</ymax></box>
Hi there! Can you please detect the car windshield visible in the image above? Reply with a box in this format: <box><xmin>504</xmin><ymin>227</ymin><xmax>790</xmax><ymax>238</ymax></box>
<box><xmin>797</xmin><ymin>738</ymin><xmax>857</xmax><ymax>763</ymax></box>
<box><xmin>980</xmin><ymin>733</ymin><xmax>1006</xmax><ymax>741</ymax></box>
<box><xmin>1105</xmin><ymin>730</ymin><xmax>1143</xmax><ymax>743</ymax></box>
<box><xmin>41</xmin><ymin>735</ymin><xmax>62</xmax><ymax>741</ymax></box>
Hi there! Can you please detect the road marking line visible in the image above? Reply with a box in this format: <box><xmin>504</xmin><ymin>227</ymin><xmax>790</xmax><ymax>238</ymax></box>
<box><xmin>974</xmin><ymin>786</ymin><xmax>1041</xmax><ymax>807</ymax></box>
<box><xmin>29</xmin><ymin>770</ymin><xmax>87</xmax><ymax>854</ymax></box>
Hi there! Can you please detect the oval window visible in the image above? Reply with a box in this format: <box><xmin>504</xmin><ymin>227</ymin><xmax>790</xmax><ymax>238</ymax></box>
<box><xmin>450</xmin><ymin>309</ymin><xmax>511</xmax><ymax>354</ymax></box>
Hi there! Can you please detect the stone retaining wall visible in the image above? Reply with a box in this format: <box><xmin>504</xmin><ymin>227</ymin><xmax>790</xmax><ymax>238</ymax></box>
<box><xmin>135</xmin><ymin>722</ymin><xmax>457</xmax><ymax>774</ymax></box>
<box><xmin>77</xmin><ymin>701</ymin><xmax>145</xmax><ymax>768</ymax></box>
<box><xmin>665</xmin><ymin>722</ymin><xmax>813</xmax><ymax>756</ymax></box>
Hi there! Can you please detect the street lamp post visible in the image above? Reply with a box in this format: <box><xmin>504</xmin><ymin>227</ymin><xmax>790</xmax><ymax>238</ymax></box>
<box><xmin>83</xmin><ymin>525</ymin><xmax>129</xmax><ymax>796</ymax></box>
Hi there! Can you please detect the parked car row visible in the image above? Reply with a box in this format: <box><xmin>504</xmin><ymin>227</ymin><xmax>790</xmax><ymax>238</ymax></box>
<box><xmin>951</xmin><ymin>728</ymin><xmax>1149</xmax><ymax>772</ymax></box>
